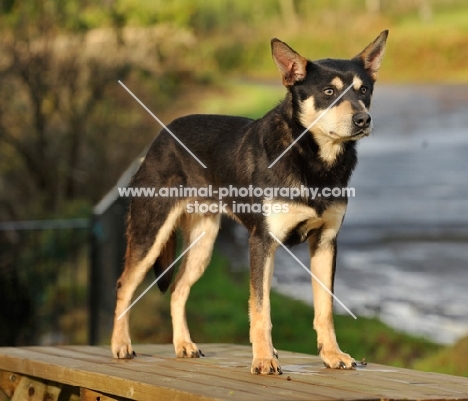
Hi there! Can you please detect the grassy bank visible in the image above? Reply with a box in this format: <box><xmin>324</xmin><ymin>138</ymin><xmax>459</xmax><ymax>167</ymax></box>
<box><xmin>414</xmin><ymin>335</ymin><xmax>468</xmax><ymax>377</ymax></box>
<box><xmin>130</xmin><ymin>250</ymin><xmax>441</xmax><ymax>370</ymax></box>
<box><xmin>187</xmin><ymin>1</ymin><xmax>468</xmax><ymax>83</ymax></box>
<box><xmin>114</xmin><ymin>0</ymin><xmax>468</xmax><ymax>83</ymax></box>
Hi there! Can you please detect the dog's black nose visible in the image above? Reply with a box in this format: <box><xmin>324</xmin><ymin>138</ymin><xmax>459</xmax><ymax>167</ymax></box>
<box><xmin>353</xmin><ymin>112</ymin><xmax>371</xmax><ymax>129</ymax></box>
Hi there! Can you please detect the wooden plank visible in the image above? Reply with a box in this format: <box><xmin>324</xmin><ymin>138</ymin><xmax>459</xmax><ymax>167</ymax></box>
<box><xmin>0</xmin><ymin>347</ymin><xmax>207</xmax><ymax>401</ymax></box>
<box><xmin>107</xmin><ymin>354</ymin><xmax>371</xmax><ymax>400</ymax></box>
<box><xmin>334</xmin><ymin>369</ymin><xmax>468</xmax><ymax>398</ymax></box>
<box><xmin>11</xmin><ymin>347</ymin><xmax>337</xmax><ymax>401</ymax></box>
<box><xmin>1</xmin><ymin>345</ymin><xmax>468</xmax><ymax>401</ymax></box>
<box><xmin>10</xmin><ymin>375</ymin><xmax>47</xmax><ymax>401</ymax></box>
<box><xmin>7</xmin><ymin>375</ymin><xmax>64</xmax><ymax>401</ymax></box>
<box><xmin>43</xmin><ymin>381</ymin><xmax>62</xmax><ymax>401</ymax></box>
<box><xmin>35</xmin><ymin>345</ymin><xmax>380</xmax><ymax>400</ymax></box>
<box><xmin>93</xmin><ymin>357</ymin><xmax>346</xmax><ymax>399</ymax></box>
<box><xmin>0</xmin><ymin>347</ymin><xmax>249</xmax><ymax>401</ymax></box>
<box><xmin>135</xmin><ymin>344</ymin><xmax>468</xmax><ymax>399</ymax></box>
<box><xmin>10</xmin><ymin>345</ymin><xmax>468</xmax><ymax>400</ymax></box>
<box><xmin>0</xmin><ymin>371</ymin><xmax>22</xmax><ymax>398</ymax></box>
<box><xmin>0</xmin><ymin>371</ymin><xmax>80</xmax><ymax>401</ymax></box>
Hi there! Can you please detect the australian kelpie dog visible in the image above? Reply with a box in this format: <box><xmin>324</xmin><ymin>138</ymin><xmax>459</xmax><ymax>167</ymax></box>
<box><xmin>112</xmin><ymin>31</ymin><xmax>388</xmax><ymax>374</ymax></box>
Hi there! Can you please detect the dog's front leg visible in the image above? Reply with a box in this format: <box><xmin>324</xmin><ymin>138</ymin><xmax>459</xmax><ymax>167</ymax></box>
<box><xmin>309</xmin><ymin>232</ymin><xmax>356</xmax><ymax>369</ymax></box>
<box><xmin>249</xmin><ymin>234</ymin><xmax>282</xmax><ymax>375</ymax></box>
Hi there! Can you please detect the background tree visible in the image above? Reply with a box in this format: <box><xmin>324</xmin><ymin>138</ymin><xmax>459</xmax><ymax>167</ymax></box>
<box><xmin>0</xmin><ymin>0</ymin><xmax>195</xmax><ymax>345</ymax></box>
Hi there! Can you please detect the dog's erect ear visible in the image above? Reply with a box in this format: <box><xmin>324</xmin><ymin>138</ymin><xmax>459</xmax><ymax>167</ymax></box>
<box><xmin>271</xmin><ymin>38</ymin><xmax>307</xmax><ymax>87</ymax></box>
<box><xmin>353</xmin><ymin>30</ymin><xmax>388</xmax><ymax>81</ymax></box>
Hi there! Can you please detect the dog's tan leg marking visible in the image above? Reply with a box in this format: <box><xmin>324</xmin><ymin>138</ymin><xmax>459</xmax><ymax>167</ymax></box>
<box><xmin>249</xmin><ymin>249</ymin><xmax>282</xmax><ymax>375</ymax></box>
<box><xmin>309</xmin><ymin>203</ymin><xmax>356</xmax><ymax>369</ymax></box>
<box><xmin>171</xmin><ymin>213</ymin><xmax>220</xmax><ymax>358</ymax></box>
<box><xmin>111</xmin><ymin>202</ymin><xmax>187</xmax><ymax>359</ymax></box>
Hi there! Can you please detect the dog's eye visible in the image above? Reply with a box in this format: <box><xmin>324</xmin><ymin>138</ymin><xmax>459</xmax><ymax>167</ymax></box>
<box><xmin>360</xmin><ymin>86</ymin><xmax>368</xmax><ymax>94</ymax></box>
<box><xmin>324</xmin><ymin>88</ymin><xmax>334</xmax><ymax>96</ymax></box>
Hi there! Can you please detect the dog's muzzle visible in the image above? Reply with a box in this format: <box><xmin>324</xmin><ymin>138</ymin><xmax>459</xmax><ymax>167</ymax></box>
<box><xmin>351</xmin><ymin>112</ymin><xmax>372</xmax><ymax>138</ymax></box>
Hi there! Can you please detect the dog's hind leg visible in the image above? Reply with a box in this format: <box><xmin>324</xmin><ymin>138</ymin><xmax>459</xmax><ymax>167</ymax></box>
<box><xmin>170</xmin><ymin>213</ymin><xmax>220</xmax><ymax>358</ymax></box>
<box><xmin>249</xmin><ymin>234</ymin><xmax>282</xmax><ymax>375</ymax></box>
<box><xmin>111</xmin><ymin>202</ymin><xmax>186</xmax><ymax>359</ymax></box>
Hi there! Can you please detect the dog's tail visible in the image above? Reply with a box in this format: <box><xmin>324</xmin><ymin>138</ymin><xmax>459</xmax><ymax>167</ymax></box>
<box><xmin>153</xmin><ymin>231</ymin><xmax>177</xmax><ymax>293</ymax></box>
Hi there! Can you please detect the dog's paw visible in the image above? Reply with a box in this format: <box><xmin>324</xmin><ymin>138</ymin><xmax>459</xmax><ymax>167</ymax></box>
<box><xmin>112</xmin><ymin>343</ymin><xmax>136</xmax><ymax>359</ymax></box>
<box><xmin>251</xmin><ymin>358</ymin><xmax>282</xmax><ymax>375</ymax></box>
<box><xmin>175</xmin><ymin>342</ymin><xmax>204</xmax><ymax>358</ymax></box>
<box><xmin>320</xmin><ymin>349</ymin><xmax>356</xmax><ymax>369</ymax></box>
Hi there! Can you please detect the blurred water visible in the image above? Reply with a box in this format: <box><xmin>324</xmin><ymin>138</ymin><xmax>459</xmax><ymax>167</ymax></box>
<box><xmin>220</xmin><ymin>84</ymin><xmax>468</xmax><ymax>345</ymax></box>
<box><xmin>347</xmin><ymin>84</ymin><xmax>468</xmax><ymax>226</ymax></box>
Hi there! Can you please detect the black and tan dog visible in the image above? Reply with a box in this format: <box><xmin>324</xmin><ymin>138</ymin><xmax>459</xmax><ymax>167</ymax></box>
<box><xmin>112</xmin><ymin>31</ymin><xmax>388</xmax><ymax>374</ymax></box>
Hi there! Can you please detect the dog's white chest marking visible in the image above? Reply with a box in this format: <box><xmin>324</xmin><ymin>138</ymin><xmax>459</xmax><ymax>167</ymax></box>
<box><xmin>264</xmin><ymin>201</ymin><xmax>346</xmax><ymax>243</ymax></box>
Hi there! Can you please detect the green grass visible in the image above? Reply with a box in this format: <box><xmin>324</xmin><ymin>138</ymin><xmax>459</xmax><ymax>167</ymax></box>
<box><xmin>200</xmin><ymin>80</ymin><xmax>285</xmax><ymax>119</ymax></box>
<box><xmin>414</xmin><ymin>335</ymin><xmax>468</xmax><ymax>377</ymax></box>
<box><xmin>192</xmin><ymin>2</ymin><xmax>468</xmax><ymax>83</ymax></box>
<box><xmin>130</xmin><ymin>251</ymin><xmax>441</xmax><ymax>369</ymax></box>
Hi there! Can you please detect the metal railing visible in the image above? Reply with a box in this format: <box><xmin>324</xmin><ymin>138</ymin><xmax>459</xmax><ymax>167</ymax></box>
<box><xmin>0</xmin><ymin>219</ymin><xmax>89</xmax><ymax>346</ymax></box>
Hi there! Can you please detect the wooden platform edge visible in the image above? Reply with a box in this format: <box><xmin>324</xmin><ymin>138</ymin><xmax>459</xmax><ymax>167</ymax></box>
<box><xmin>1</xmin><ymin>344</ymin><xmax>468</xmax><ymax>401</ymax></box>
<box><xmin>0</xmin><ymin>370</ymin><xmax>132</xmax><ymax>401</ymax></box>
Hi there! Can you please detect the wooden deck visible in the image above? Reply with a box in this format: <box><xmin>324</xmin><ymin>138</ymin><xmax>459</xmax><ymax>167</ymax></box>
<box><xmin>0</xmin><ymin>344</ymin><xmax>467</xmax><ymax>401</ymax></box>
